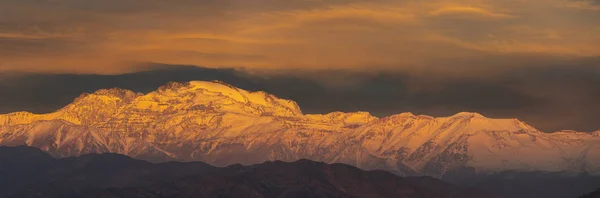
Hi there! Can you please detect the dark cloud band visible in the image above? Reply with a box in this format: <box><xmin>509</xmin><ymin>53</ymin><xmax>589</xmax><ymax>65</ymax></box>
<box><xmin>1</xmin><ymin>63</ymin><xmax>599</xmax><ymax>132</ymax></box>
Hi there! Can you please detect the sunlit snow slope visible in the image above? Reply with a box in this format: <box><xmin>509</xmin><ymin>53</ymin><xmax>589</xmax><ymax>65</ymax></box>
<box><xmin>1</xmin><ymin>81</ymin><xmax>599</xmax><ymax>176</ymax></box>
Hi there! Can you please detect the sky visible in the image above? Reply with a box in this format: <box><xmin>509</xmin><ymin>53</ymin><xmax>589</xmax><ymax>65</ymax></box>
<box><xmin>0</xmin><ymin>0</ymin><xmax>599</xmax><ymax>132</ymax></box>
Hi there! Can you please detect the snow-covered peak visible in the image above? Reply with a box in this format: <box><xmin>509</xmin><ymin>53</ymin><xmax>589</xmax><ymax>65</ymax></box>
<box><xmin>353</xmin><ymin>111</ymin><xmax>543</xmax><ymax>170</ymax></box>
<box><xmin>0</xmin><ymin>111</ymin><xmax>37</xmax><ymax>125</ymax></box>
<box><xmin>397</xmin><ymin>112</ymin><xmax>416</xmax><ymax>118</ymax></box>
<box><xmin>72</xmin><ymin>88</ymin><xmax>140</xmax><ymax>103</ymax></box>
<box><xmin>156</xmin><ymin>81</ymin><xmax>248</xmax><ymax>103</ymax></box>
<box><xmin>2</xmin><ymin>81</ymin><xmax>600</xmax><ymax>178</ymax></box>
<box><xmin>156</xmin><ymin>81</ymin><xmax>192</xmax><ymax>92</ymax></box>
<box><xmin>48</xmin><ymin>88</ymin><xmax>144</xmax><ymax>125</ymax></box>
<box><xmin>188</xmin><ymin>81</ymin><xmax>301</xmax><ymax>114</ymax></box>
<box><xmin>437</xmin><ymin>112</ymin><xmax>538</xmax><ymax>133</ymax></box>
<box><xmin>554</xmin><ymin>130</ymin><xmax>581</xmax><ymax>134</ymax></box>
<box><xmin>449</xmin><ymin>112</ymin><xmax>486</xmax><ymax>119</ymax></box>
<box><xmin>93</xmin><ymin>88</ymin><xmax>141</xmax><ymax>100</ymax></box>
<box><xmin>304</xmin><ymin>111</ymin><xmax>377</xmax><ymax>125</ymax></box>
<box><xmin>188</xmin><ymin>81</ymin><xmax>246</xmax><ymax>102</ymax></box>
<box><xmin>142</xmin><ymin>81</ymin><xmax>302</xmax><ymax>117</ymax></box>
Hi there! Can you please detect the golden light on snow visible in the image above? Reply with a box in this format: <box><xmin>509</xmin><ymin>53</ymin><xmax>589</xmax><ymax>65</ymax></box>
<box><xmin>1</xmin><ymin>81</ymin><xmax>600</xmax><ymax>175</ymax></box>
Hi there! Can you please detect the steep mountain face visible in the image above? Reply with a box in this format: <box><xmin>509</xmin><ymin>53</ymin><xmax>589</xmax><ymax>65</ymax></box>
<box><xmin>351</xmin><ymin>113</ymin><xmax>600</xmax><ymax>176</ymax></box>
<box><xmin>1</xmin><ymin>80</ymin><xmax>600</xmax><ymax>178</ymax></box>
<box><xmin>0</xmin><ymin>146</ymin><xmax>499</xmax><ymax>198</ymax></box>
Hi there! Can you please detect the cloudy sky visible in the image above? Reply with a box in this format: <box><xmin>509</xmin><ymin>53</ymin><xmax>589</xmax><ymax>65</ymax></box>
<box><xmin>0</xmin><ymin>0</ymin><xmax>599</xmax><ymax>131</ymax></box>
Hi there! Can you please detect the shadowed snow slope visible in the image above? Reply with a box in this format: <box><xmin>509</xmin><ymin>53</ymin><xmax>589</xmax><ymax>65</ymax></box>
<box><xmin>1</xmin><ymin>81</ymin><xmax>600</xmax><ymax>178</ymax></box>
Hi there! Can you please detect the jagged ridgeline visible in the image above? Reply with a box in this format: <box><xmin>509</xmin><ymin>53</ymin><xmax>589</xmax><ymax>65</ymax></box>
<box><xmin>1</xmin><ymin>81</ymin><xmax>600</xmax><ymax>177</ymax></box>
<box><xmin>0</xmin><ymin>146</ymin><xmax>500</xmax><ymax>198</ymax></box>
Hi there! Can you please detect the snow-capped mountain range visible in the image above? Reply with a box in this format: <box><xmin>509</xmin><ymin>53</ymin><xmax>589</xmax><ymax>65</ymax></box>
<box><xmin>1</xmin><ymin>81</ymin><xmax>599</xmax><ymax>177</ymax></box>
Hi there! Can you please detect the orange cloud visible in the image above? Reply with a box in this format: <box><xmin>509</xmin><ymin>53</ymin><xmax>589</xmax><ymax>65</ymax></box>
<box><xmin>237</xmin><ymin>3</ymin><xmax>417</xmax><ymax>35</ymax></box>
<box><xmin>0</xmin><ymin>33</ymin><xmax>63</xmax><ymax>40</ymax></box>
<box><xmin>0</xmin><ymin>0</ymin><xmax>598</xmax><ymax>74</ymax></box>
<box><xmin>561</xmin><ymin>1</ymin><xmax>600</xmax><ymax>11</ymax></box>
<box><xmin>429</xmin><ymin>6</ymin><xmax>517</xmax><ymax>19</ymax></box>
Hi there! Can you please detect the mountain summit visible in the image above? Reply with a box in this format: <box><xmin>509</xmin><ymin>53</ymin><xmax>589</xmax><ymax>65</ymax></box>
<box><xmin>1</xmin><ymin>81</ymin><xmax>599</xmax><ymax>177</ymax></box>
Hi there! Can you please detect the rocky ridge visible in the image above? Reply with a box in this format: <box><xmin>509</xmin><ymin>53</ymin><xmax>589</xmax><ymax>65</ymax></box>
<box><xmin>1</xmin><ymin>81</ymin><xmax>599</xmax><ymax>177</ymax></box>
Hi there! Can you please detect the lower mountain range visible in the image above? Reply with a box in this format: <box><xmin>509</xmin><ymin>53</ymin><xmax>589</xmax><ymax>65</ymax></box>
<box><xmin>1</xmin><ymin>146</ymin><xmax>499</xmax><ymax>198</ymax></box>
<box><xmin>580</xmin><ymin>189</ymin><xmax>600</xmax><ymax>198</ymax></box>
<box><xmin>1</xmin><ymin>81</ymin><xmax>599</xmax><ymax>198</ymax></box>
